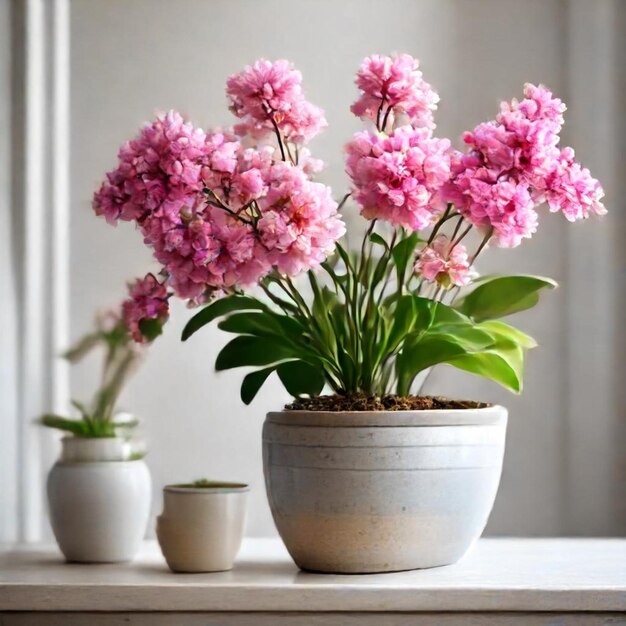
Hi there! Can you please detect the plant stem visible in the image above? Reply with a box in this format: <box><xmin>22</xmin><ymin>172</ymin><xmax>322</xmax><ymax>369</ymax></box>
<box><xmin>269</xmin><ymin>115</ymin><xmax>287</xmax><ymax>161</ymax></box>
<box><xmin>451</xmin><ymin>223</ymin><xmax>472</xmax><ymax>250</ymax></box>
<box><xmin>285</xmin><ymin>276</ymin><xmax>313</xmax><ymax>319</ymax></box>
<box><xmin>450</xmin><ymin>214</ymin><xmax>465</xmax><ymax>242</ymax></box>
<box><xmin>469</xmin><ymin>227</ymin><xmax>494</xmax><ymax>265</ymax></box>
<box><xmin>337</xmin><ymin>192</ymin><xmax>351</xmax><ymax>211</ymax></box>
<box><xmin>376</xmin><ymin>97</ymin><xmax>387</xmax><ymax>131</ymax></box>
<box><xmin>381</xmin><ymin>108</ymin><xmax>391</xmax><ymax>133</ymax></box>
<box><xmin>205</xmin><ymin>189</ymin><xmax>253</xmax><ymax>225</ymax></box>
<box><xmin>427</xmin><ymin>204</ymin><xmax>457</xmax><ymax>244</ymax></box>
<box><xmin>260</xmin><ymin>282</ymin><xmax>297</xmax><ymax>314</ymax></box>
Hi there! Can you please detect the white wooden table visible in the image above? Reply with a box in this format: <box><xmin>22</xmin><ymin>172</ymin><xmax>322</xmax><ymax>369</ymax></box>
<box><xmin>1</xmin><ymin>538</ymin><xmax>625</xmax><ymax>625</ymax></box>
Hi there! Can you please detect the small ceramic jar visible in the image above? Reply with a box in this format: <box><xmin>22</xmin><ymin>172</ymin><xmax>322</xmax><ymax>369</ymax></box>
<box><xmin>156</xmin><ymin>482</ymin><xmax>249</xmax><ymax>573</ymax></box>
<box><xmin>47</xmin><ymin>437</ymin><xmax>151</xmax><ymax>563</ymax></box>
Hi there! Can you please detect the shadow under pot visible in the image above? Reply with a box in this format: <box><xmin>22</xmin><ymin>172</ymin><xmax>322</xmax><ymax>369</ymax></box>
<box><xmin>156</xmin><ymin>482</ymin><xmax>249</xmax><ymax>573</ymax></box>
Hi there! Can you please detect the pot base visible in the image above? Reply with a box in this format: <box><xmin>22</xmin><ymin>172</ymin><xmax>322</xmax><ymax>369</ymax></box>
<box><xmin>273</xmin><ymin>512</ymin><xmax>477</xmax><ymax>574</ymax></box>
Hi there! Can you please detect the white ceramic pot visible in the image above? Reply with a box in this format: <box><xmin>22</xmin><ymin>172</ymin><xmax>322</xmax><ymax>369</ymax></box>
<box><xmin>263</xmin><ymin>405</ymin><xmax>507</xmax><ymax>573</ymax></box>
<box><xmin>47</xmin><ymin>437</ymin><xmax>151</xmax><ymax>563</ymax></box>
<box><xmin>156</xmin><ymin>483</ymin><xmax>249</xmax><ymax>572</ymax></box>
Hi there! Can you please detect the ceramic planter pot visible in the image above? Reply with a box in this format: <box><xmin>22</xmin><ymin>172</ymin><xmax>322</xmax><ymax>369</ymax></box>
<box><xmin>263</xmin><ymin>405</ymin><xmax>507</xmax><ymax>573</ymax></box>
<box><xmin>47</xmin><ymin>437</ymin><xmax>151</xmax><ymax>563</ymax></box>
<box><xmin>156</xmin><ymin>483</ymin><xmax>249</xmax><ymax>573</ymax></box>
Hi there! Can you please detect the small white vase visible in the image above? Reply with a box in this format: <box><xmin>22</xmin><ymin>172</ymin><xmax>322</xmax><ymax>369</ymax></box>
<box><xmin>156</xmin><ymin>483</ymin><xmax>249</xmax><ymax>572</ymax></box>
<box><xmin>47</xmin><ymin>437</ymin><xmax>151</xmax><ymax>563</ymax></box>
<box><xmin>263</xmin><ymin>405</ymin><xmax>507</xmax><ymax>573</ymax></box>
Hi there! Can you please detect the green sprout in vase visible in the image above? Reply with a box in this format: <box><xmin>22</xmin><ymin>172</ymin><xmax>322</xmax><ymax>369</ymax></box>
<box><xmin>40</xmin><ymin>274</ymin><xmax>169</xmax><ymax>437</ymax></box>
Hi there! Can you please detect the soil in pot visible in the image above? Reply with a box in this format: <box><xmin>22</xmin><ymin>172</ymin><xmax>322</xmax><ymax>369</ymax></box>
<box><xmin>285</xmin><ymin>393</ymin><xmax>491</xmax><ymax>412</ymax></box>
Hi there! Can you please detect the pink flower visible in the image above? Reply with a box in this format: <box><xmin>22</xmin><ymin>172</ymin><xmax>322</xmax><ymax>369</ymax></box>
<box><xmin>258</xmin><ymin>163</ymin><xmax>346</xmax><ymax>275</ymax></box>
<box><xmin>94</xmin><ymin>103</ymin><xmax>343</xmax><ymax>304</ymax></box>
<box><xmin>204</xmin><ymin>207</ymin><xmax>272</xmax><ymax>289</ymax></box>
<box><xmin>443</xmin><ymin>84</ymin><xmax>604</xmax><ymax>246</ymax></box>
<box><xmin>544</xmin><ymin>147</ymin><xmax>606</xmax><ymax>221</ymax></box>
<box><xmin>226</xmin><ymin>59</ymin><xmax>326</xmax><ymax>144</ymax></box>
<box><xmin>444</xmin><ymin>155</ymin><xmax>538</xmax><ymax>248</ymax></box>
<box><xmin>122</xmin><ymin>274</ymin><xmax>170</xmax><ymax>343</ymax></box>
<box><xmin>415</xmin><ymin>235</ymin><xmax>476</xmax><ymax>287</ymax></box>
<box><xmin>93</xmin><ymin>111</ymin><xmax>208</xmax><ymax>226</ymax></box>
<box><xmin>346</xmin><ymin>125</ymin><xmax>451</xmax><ymax>231</ymax></box>
<box><xmin>351</xmin><ymin>54</ymin><xmax>439</xmax><ymax>132</ymax></box>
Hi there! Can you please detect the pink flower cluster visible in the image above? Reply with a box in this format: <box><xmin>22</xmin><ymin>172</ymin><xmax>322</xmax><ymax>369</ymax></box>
<box><xmin>544</xmin><ymin>147</ymin><xmax>606</xmax><ymax>222</ymax></box>
<box><xmin>346</xmin><ymin>54</ymin><xmax>450</xmax><ymax>230</ymax></box>
<box><xmin>257</xmin><ymin>162</ymin><xmax>345</xmax><ymax>275</ymax></box>
<box><xmin>443</xmin><ymin>84</ymin><xmax>606</xmax><ymax>247</ymax></box>
<box><xmin>94</xmin><ymin>62</ymin><xmax>344</xmax><ymax>307</ymax></box>
<box><xmin>226</xmin><ymin>59</ymin><xmax>326</xmax><ymax>143</ymax></box>
<box><xmin>351</xmin><ymin>54</ymin><xmax>439</xmax><ymax>131</ymax></box>
<box><xmin>346</xmin><ymin>125</ymin><xmax>451</xmax><ymax>230</ymax></box>
<box><xmin>121</xmin><ymin>274</ymin><xmax>170</xmax><ymax>343</ymax></box>
<box><xmin>415</xmin><ymin>236</ymin><xmax>476</xmax><ymax>288</ymax></box>
<box><xmin>94</xmin><ymin>56</ymin><xmax>607</xmax><ymax>324</ymax></box>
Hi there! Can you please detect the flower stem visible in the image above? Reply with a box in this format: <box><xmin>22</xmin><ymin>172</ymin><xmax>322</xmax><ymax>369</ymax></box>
<box><xmin>269</xmin><ymin>115</ymin><xmax>287</xmax><ymax>161</ymax></box>
<box><xmin>337</xmin><ymin>192</ymin><xmax>351</xmax><ymax>211</ymax></box>
<box><xmin>450</xmin><ymin>223</ymin><xmax>473</xmax><ymax>251</ymax></box>
<box><xmin>381</xmin><ymin>105</ymin><xmax>393</xmax><ymax>133</ymax></box>
<box><xmin>449</xmin><ymin>214</ymin><xmax>464</xmax><ymax>240</ymax></box>
<box><xmin>427</xmin><ymin>204</ymin><xmax>456</xmax><ymax>244</ymax></box>
<box><xmin>469</xmin><ymin>227</ymin><xmax>494</xmax><ymax>265</ymax></box>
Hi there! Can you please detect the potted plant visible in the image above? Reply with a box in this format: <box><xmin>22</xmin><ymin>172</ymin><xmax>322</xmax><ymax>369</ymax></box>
<box><xmin>42</xmin><ymin>275</ymin><xmax>168</xmax><ymax>563</ymax></box>
<box><xmin>156</xmin><ymin>478</ymin><xmax>249</xmax><ymax>573</ymax></box>
<box><xmin>92</xmin><ymin>55</ymin><xmax>605</xmax><ymax>572</ymax></box>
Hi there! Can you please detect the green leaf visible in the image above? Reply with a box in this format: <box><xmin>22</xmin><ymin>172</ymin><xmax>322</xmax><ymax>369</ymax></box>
<box><xmin>309</xmin><ymin>272</ymin><xmax>337</xmax><ymax>347</ymax></box>
<box><xmin>63</xmin><ymin>333</ymin><xmax>102</xmax><ymax>362</ymax></box>
<box><xmin>386</xmin><ymin>295</ymin><xmax>418</xmax><ymax>352</ymax></box>
<box><xmin>370</xmin><ymin>248</ymin><xmax>392</xmax><ymax>290</ymax></box>
<box><xmin>448</xmin><ymin>339</ymin><xmax>524</xmax><ymax>392</ymax></box>
<box><xmin>241</xmin><ymin>367</ymin><xmax>276</xmax><ymax>405</ymax></box>
<box><xmin>335</xmin><ymin>243</ymin><xmax>355</xmax><ymax>273</ymax></box>
<box><xmin>182</xmin><ymin>295</ymin><xmax>267</xmax><ymax>341</ymax></box>
<box><xmin>369</xmin><ymin>232</ymin><xmax>389</xmax><ymax>249</ymax></box>
<box><xmin>40</xmin><ymin>415</ymin><xmax>90</xmax><ymax>436</ymax></box>
<box><xmin>40</xmin><ymin>414</ymin><xmax>119</xmax><ymax>437</ymax></box>
<box><xmin>396</xmin><ymin>333</ymin><xmax>470</xmax><ymax>395</ymax></box>
<box><xmin>215</xmin><ymin>336</ymin><xmax>295</xmax><ymax>371</ymax></box>
<box><xmin>430</xmin><ymin>302</ymin><xmax>472</xmax><ymax>327</ymax></box>
<box><xmin>391</xmin><ymin>232</ymin><xmax>420</xmax><ymax>279</ymax></box>
<box><xmin>478</xmin><ymin>320</ymin><xmax>537</xmax><ymax>349</ymax></box>
<box><xmin>394</xmin><ymin>319</ymin><xmax>497</xmax><ymax>396</ymax></box>
<box><xmin>218</xmin><ymin>312</ymin><xmax>302</xmax><ymax>339</ymax></box>
<box><xmin>277</xmin><ymin>360</ymin><xmax>325</xmax><ymax>398</ymax></box>
<box><xmin>456</xmin><ymin>275</ymin><xmax>557</xmax><ymax>322</ymax></box>
<box><xmin>138</xmin><ymin>318</ymin><xmax>163</xmax><ymax>342</ymax></box>
<box><xmin>70</xmin><ymin>399</ymin><xmax>91</xmax><ymax>420</ymax></box>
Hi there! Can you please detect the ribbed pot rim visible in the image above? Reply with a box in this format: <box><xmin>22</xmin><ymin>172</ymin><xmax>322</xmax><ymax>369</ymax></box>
<box><xmin>266</xmin><ymin>404</ymin><xmax>507</xmax><ymax>427</ymax></box>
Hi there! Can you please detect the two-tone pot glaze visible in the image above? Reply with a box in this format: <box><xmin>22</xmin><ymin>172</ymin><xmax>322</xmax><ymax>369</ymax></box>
<box><xmin>156</xmin><ymin>483</ymin><xmax>249</xmax><ymax>572</ymax></box>
<box><xmin>262</xmin><ymin>405</ymin><xmax>506</xmax><ymax>573</ymax></box>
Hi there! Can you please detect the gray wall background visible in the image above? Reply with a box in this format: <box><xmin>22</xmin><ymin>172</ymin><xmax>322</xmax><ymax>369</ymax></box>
<box><xmin>2</xmin><ymin>0</ymin><xmax>624</xmax><ymax>540</ymax></box>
